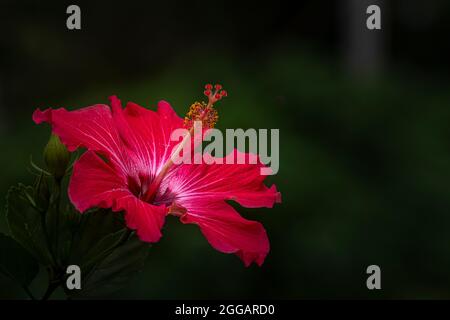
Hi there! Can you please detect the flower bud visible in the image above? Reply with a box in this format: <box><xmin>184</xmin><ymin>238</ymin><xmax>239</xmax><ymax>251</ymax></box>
<box><xmin>44</xmin><ymin>134</ymin><xmax>70</xmax><ymax>179</ymax></box>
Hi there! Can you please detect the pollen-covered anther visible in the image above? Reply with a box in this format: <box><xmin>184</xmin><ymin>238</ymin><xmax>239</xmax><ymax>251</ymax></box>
<box><xmin>184</xmin><ymin>101</ymin><xmax>219</xmax><ymax>129</ymax></box>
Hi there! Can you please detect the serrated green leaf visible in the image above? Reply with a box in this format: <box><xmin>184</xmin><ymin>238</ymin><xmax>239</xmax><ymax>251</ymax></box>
<box><xmin>54</xmin><ymin>204</ymin><xmax>82</xmax><ymax>267</ymax></box>
<box><xmin>74</xmin><ymin>228</ymin><xmax>128</xmax><ymax>278</ymax></box>
<box><xmin>68</xmin><ymin>208</ymin><xmax>125</xmax><ymax>264</ymax></box>
<box><xmin>68</xmin><ymin>233</ymin><xmax>150</xmax><ymax>298</ymax></box>
<box><xmin>0</xmin><ymin>233</ymin><xmax>39</xmax><ymax>288</ymax></box>
<box><xmin>5</xmin><ymin>185</ymin><xmax>53</xmax><ymax>266</ymax></box>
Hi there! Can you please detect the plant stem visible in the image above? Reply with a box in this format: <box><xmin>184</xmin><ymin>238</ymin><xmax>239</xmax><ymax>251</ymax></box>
<box><xmin>20</xmin><ymin>285</ymin><xmax>36</xmax><ymax>300</ymax></box>
<box><xmin>53</xmin><ymin>178</ymin><xmax>62</xmax><ymax>262</ymax></box>
<box><xmin>41</xmin><ymin>281</ymin><xmax>59</xmax><ymax>300</ymax></box>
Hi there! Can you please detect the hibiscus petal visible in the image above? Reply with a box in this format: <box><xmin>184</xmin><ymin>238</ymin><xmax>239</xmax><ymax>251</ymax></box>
<box><xmin>115</xmin><ymin>194</ymin><xmax>167</xmax><ymax>243</ymax></box>
<box><xmin>159</xmin><ymin>149</ymin><xmax>279</xmax><ymax>266</ymax></box>
<box><xmin>69</xmin><ymin>151</ymin><xmax>128</xmax><ymax>212</ymax></box>
<box><xmin>33</xmin><ymin>104</ymin><xmax>130</xmax><ymax>173</ymax></box>
<box><xmin>69</xmin><ymin>151</ymin><xmax>167</xmax><ymax>243</ymax></box>
<box><xmin>120</xmin><ymin>100</ymin><xmax>184</xmax><ymax>177</ymax></box>
<box><xmin>180</xmin><ymin>200</ymin><xmax>270</xmax><ymax>267</ymax></box>
<box><xmin>160</xmin><ymin>149</ymin><xmax>281</xmax><ymax>209</ymax></box>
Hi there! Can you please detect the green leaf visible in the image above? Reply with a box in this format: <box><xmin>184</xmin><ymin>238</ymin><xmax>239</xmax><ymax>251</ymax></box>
<box><xmin>53</xmin><ymin>204</ymin><xmax>83</xmax><ymax>268</ymax></box>
<box><xmin>68</xmin><ymin>208</ymin><xmax>125</xmax><ymax>264</ymax></box>
<box><xmin>74</xmin><ymin>228</ymin><xmax>128</xmax><ymax>278</ymax></box>
<box><xmin>5</xmin><ymin>184</ymin><xmax>53</xmax><ymax>266</ymax></box>
<box><xmin>68</xmin><ymin>232</ymin><xmax>150</xmax><ymax>298</ymax></box>
<box><xmin>45</xmin><ymin>190</ymin><xmax>65</xmax><ymax>267</ymax></box>
<box><xmin>0</xmin><ymin>233</ymin><xmax>39</xmax><ymax>288</ymax></box>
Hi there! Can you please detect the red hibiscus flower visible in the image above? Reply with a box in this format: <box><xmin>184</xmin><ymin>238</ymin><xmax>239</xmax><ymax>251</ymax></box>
<box><xmin>32</xmin><ymin>85</ymin><xmax>281</xmax><ymax>266</ymax></box>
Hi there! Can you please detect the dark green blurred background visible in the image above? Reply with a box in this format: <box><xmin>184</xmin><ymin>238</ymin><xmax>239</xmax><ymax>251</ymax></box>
<box><xmin>1</xmin><ymin>0</ymin><xmax>450</xmax><ymax>299</ymax></box>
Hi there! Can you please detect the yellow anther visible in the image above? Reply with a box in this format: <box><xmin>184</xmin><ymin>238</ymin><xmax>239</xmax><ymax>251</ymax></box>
<box><xmin>184</xmin><ymin>101</ymin><xmax>218</xmax><ymax>129</ymax></box>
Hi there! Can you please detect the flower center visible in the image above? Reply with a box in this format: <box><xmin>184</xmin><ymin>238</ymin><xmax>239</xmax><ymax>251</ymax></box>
<box><xmin>142</xmin><ymin>84</ymin><xmax>227</xmax><ymax>204</ymax></box>
<box><xmin>128</xmin><ymin>174</ymin><xmax>150</xmax><ymax>198</ymax></box>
